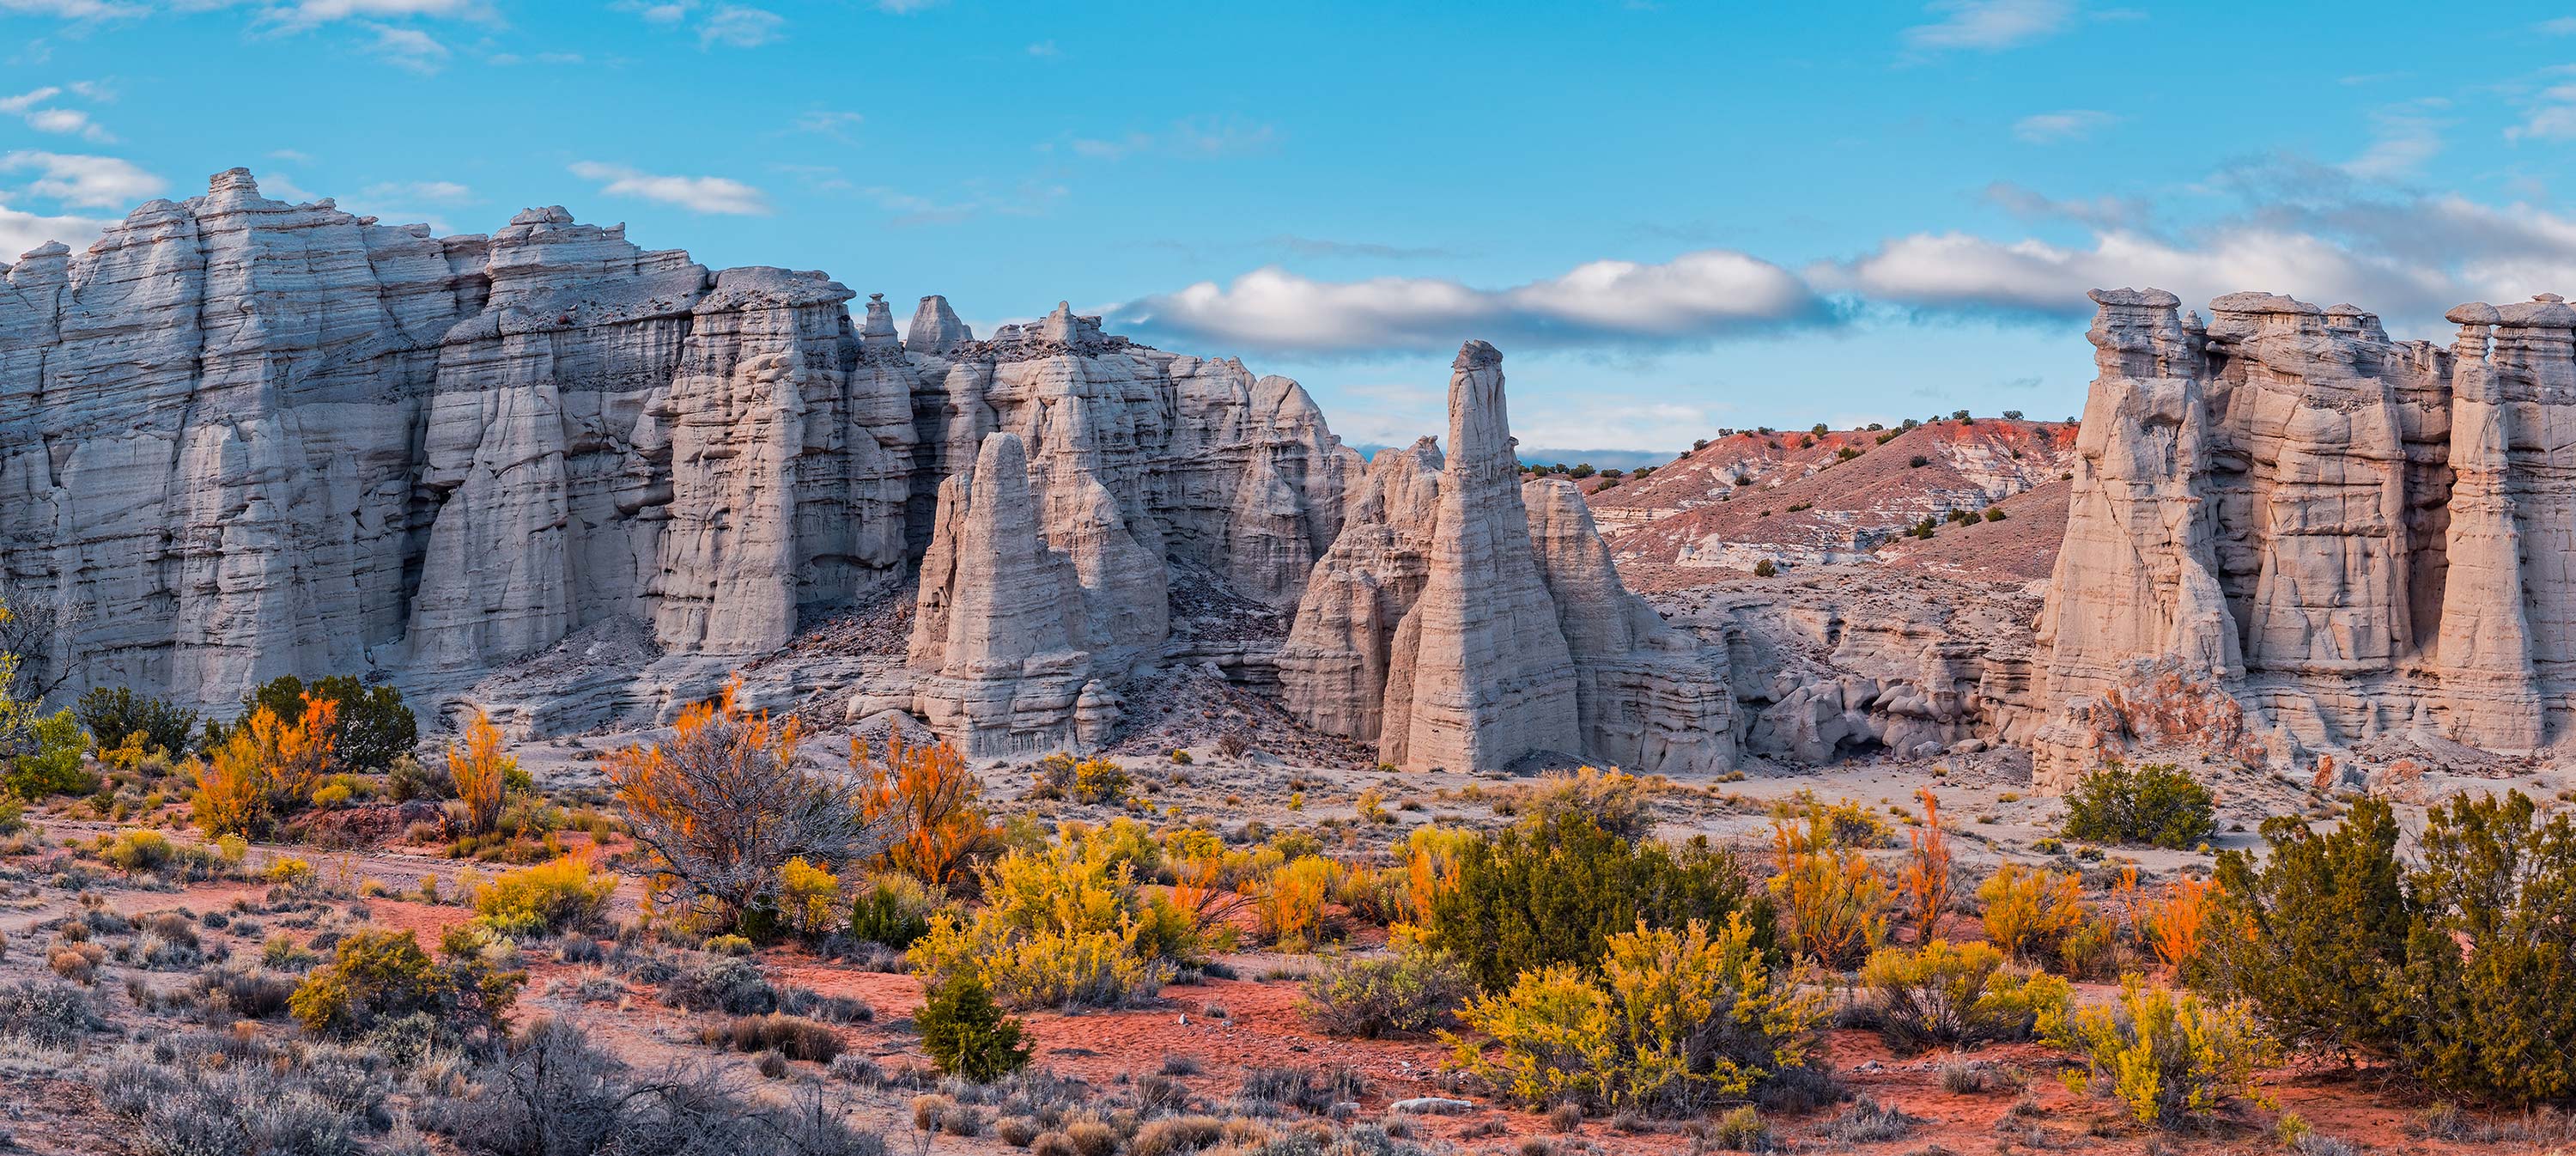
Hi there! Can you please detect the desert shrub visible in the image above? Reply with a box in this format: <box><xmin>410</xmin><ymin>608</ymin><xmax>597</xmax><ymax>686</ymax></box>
<box><xmin>0</xmin><ymin>977</ymin><xmax>96</xmax><ymax>1045</ymax></box>
<box><xmin>2208</xmin><ymin>791</ymin><xmax>2576</xmax><ymax>1104</ymax></box>
<box><xmin>289</xmin><ymin>928</ymin><xmax>521</xmax><ymax>1043</ymax></box>
<box><xmin>1425</xmin><ymin>812</ymin><xmax>1765</xmax><ymax>992</ymax></box>
<box><xmin>605</xmin><ymin>682</ymin><xmax>886</xmax><ymax>931</ymax></box>
<box><xmin>427</xmin><ymin>1016</ymin><xmax>887</xmax><ymax>1156</ymax></box>
<box><xmin>779</xmin><ymin>855</ymin><xmax>843</xmax><ymax>939</ymax></box>
<box><xmin>1526</xmin><ymin>767</ymin><xmax>1654</xmax><ymax>842</ymax></box>
<box><xmin>470</xmin><ymin>854</ymin><xmax>616</xmax><ymax>939</ymax></box>
<box><xmin>2381</xmin><ymin>790</ymin><xmax>2576</xmax><ymax>1104</ymax></box>
<box><xmin>1768</xmin><ymin>806</ymin><xmax>1893</xmax><ymax>969</ymax></box>
<box><xmin>100</xmin><ymin>827</ymin><xmax>173</xmax><ymax>872</ymax></box>
<box><xmin>7</xmin><ymin>707</ymin><xmax>92</xmax><ymax>797</ymax></box>
<box><xmin>1240</xmin><ymin>1064</ymin><xmax>1369</xmax><ymax>1115</ymax></box>
<box><xmin>94</xmin><ymin>1052</ymin><xmax>368</xmax><ymax>1156</ymax></box>
<box><xmin>1129</xmin><ymin>1116</ymin><xmax>1225</xmax><ymax>1156</ymax></box>
<box><xmin>907</xmin><ymin>835</ymin><xmax>1180</xmax><ymax>1007</ymax></box>
<box><xmin>700</xmin><ymin>1013</ymin><xmax>845</xmax><ymax>1063</ymax></box>
<box><xmin>2141</xmin><ymin>875</ymin><xmax>2220</xmax><ymax>975</ymax></box>
<box><xmin>1446</xmin><ymin>913</ymin><xmax>1824</xmax><ymax>1116</ymax></box>
<box><xmin>1302</xmin><ymin>942</ymin><xmax>1473</xmax><ymax>1038</ymax></box>
<box><xmin>195</xmin><ymin>964</ymin><xmax>297</xmax><ymax>1019</ymax></box>
<box><xmin>75</xmin><ymin>686</ymin><xmax>197</xmax><ymax>756</ymax></box>
<box><xmin>234</xmin><ymin>674</ymin><xmax>415</xmax><ymax>773</ymax></box>
<box><xmin>1072</xmin><ymin>758</ymin><xmax>1128</xmax><ymax>805</ymax></box>
<box><xmin>1978</xmin><ymin>864</ymin><xmax>2086</xmax><ymax>966</ymax></box>
<box><xmin>1856</xmin><ymin>940</ymin><xmax>2070</xmax><ymax>1053</ymax></box>
<box><xmin>194</xmin><ymin>697</ymin><xmax>337</xmax><ymax>837</ymax></box>
<box><xmin>2041</xmin><ymin>976</ymin><xmax>2278</xmax><ymax>1126</ymax></box>
<box><xmin>447</xmin><ymin>709</ymin><xmax>513</xmax><ymax>838</ymax></box>
<box><xmin>659</xmin><ymin>954</ymin><xmax>778</xmax><ymax>1014</ymax></box>
<box><xmin>918</xmin><ymin>974</ymin><xmax>1031</xmax><ymax>1081</ymax></box>
<box><xmin>855</xmin><ymin>733</ymin><xmax>996</xmax><ymax>891</ymax></box>
<box><xmin>1897</xmin><ymin>789</ymin><xmax>1952</xmax><ymax>938</ymax></box>
<box><xmin>2061</xmin><ymin>763</ymin><xmax>2215</xmax><ymax>849</ymax></box>
<box><xmin>1751</xmin><ymin>559</ymin><xmax>1777</xmax><ymax>578</ymax></box>
<box><xmin>848</xmin><ymin>871</ymin><xmax>937</xmax><ymax>947</ymax></box>
<box><xmin>1248</xmin><ymin>854</ymin><xmax>1340</xmax><ymax>950</ymax></box>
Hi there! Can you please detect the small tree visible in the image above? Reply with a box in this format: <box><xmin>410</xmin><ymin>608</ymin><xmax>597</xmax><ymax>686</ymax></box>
<box><xmin>2061</xmin><ymin>761</ymin><xmax>2216</xmax><ymax>849</ymax></box>
<box><xmin>605</xmin><ymin>682</ymin><xmax>887</xmax><ymax>932</ymax></box>
<box><xmin>235</xmin><ymin>674</ymin><xmax>416</xmax><ymax>772</ymax></box>
<box><xmin>918</xmin><ymin>973</ymin><xmax>1031</xmax><ymax>1080</ymax></box>
<box><xmin>73</xmin><ymin>687</ymin><xmax>197</xmax><ymax>756</ymax></box>
<box><xmin>447</xmin><ymin>708</ymin><xmax>513</xmax><ymax>838</ymax></box>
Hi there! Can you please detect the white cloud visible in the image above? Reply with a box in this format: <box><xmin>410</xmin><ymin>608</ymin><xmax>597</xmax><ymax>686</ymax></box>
<box><xmin>0</xmin><ymin>198</ymin><xmax>107</xmax><ymax>259</ymax></box>
<box><xmin>1904</xmin><ymin>0</ymin><xmax>2074</xmax><ymax>52</ymax></box>
<box><xmin>1</xmin><ymin>150</ymin><xmax>162</xmax><ymax>209</ymax></box>
<box><xmin>256</xmin><ymin>0</ymin><xmax>491</xmax><ymax>33</ymax></box>
<box><xmin>1026</xmin><ymin>40</ymin><xmax>1058</xmax><ymax>57</ymax></box>
<box><xmin>2508</xmin><ymin>82</ymin><xmax>2576</xmax><ymax>143</ymax></box>
<box><xmin>698</xmin><ymin>4</ymin><xmax>781</xmax><ymax>47</ymax></box>
<box><xmin>258</xmin><ymin>171</ymin><xmax>317</xmax><ymax>202</ymax></box>
<box><xmin>2542</xmin><ymin>15</ymin><xmax>2576</xmax><ymax>34</ymax></box>
<box><xmin>873</xmin><ymin>0</ymin><xmax>941</xmax><ymax>11</ymax></box>
<box><xmin>361</xmin><ymin>23</ymin><xmax>449</xmax><ymax>73</ymax></box>
<box><xmin>0</xmin><ymin>0</ymin><xmax>146</xmax><ymax>18</ymax></box>
<box><xmin>569</xmin><ymin>161</ymin><xmax>769</xmax><ymax>216</ymax></box>
<box><xmin>268</xmin><ymin>149</ymin><xmax>314</xmax><ymax>163</ymax></box>
<box><xmin>0</xmin><ymin>83</ymin><xmax>113</xmax><ymax>141</ymax></box>
<box><xmin>1110</xmin><ymin>249</ymin><xmax>1824</xmax><ymax>355</ymax></box>
<box><xmin>2012</xmin><ymin>109</ymin><xmax>2115</xmax><ymax>144</ymax></box>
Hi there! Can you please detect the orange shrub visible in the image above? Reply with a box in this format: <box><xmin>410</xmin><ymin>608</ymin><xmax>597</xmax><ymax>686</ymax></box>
<box><xmin>1768</xmin><ymin>808</ymin><xmax>1893</xmax><ymax>969</ymax></box>
<box><xmin>856</xmin><ymin>733</ymin><xmax>995</xmax><ymax>891</ymax></box>
<box><xmin>1898</xmin><ymin>789</ymin><xmax>1952</xmax><ymax>940</ymax></box>
<box><xmin>447</xmin><ymin>709</ymin><xmax>513</xmax><ymax>837</ymax></box>
<box><xmin>2143</xmin><ymin>875</ymin><xmax>2220</xmax><ymax>974</ymax></box>
<box><xmin>1978</xmin><ymin>863</ymin><xmax>2086</xmax><ymax>965</ymax></box>
<box><xmin>192</xmin><ymin>697</ymin><xmax>338</xmax><ymax>837</ymax></box>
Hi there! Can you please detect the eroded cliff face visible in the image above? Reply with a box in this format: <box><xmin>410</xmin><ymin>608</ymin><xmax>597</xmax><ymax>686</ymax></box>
<box><xmin>0</xmin><ymin>172</ymin><xmax>1361</xmax><ymax>739</ymax></box>
<box><xmin>2033</xmin><ymin>286</ymin><xmax>2576</xmax><ymax>786</ymax></box>
<box><xmin>1279</xmin><ymin>343</ymin><xmax>1736</xmax><ymax>774</ymax></box>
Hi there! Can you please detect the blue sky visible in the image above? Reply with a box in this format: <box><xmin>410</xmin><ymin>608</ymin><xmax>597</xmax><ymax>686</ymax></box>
<box><xmin>6</xmin><ymin>2</ymin><xmax>2576</xmax><ymax>453</ymax></box>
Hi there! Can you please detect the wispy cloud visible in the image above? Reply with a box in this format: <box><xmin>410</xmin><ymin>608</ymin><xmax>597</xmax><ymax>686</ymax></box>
<box><xmin>1</xmin><ymin>150</ymin><xmax>161</xmax><ymax>209</ymax></box>
<box><xmin>0</xmin><ymin>82</ymin><xmax>114</xmax><ymax>141</ymax></box>
<box><xmin>1904</xmin><ymin>0</ymin><xmax>2075</xmax><ymax>52</ymax></box>
<box><xmin>360</xmin><ymin>23</ymin><xmax>450</xmax><ymax>73</ymax></box>
<box><xmin>2343</xmin><ymin>102</ymin><xmax>2446</xmax><ymax>179</ymax></box>
<box><xmin>792</xmin><ymin>109</ymin><xmax>864</xmax><ymax>143</ymax></box>
<box><xmin>857</xmin><ymin>176</ymin><xmax>1066</xmax><ymax>225</ymax></box>
<box><xmin>1066</xmin><ymin>116</ymin><xmax>1278</xmax><ymax>161</ymax></box>
<box><xmin>2012</xmin><ymin>109</ymin><xmax>2116</xmax><ymax>144</ymax></box>
<box><xmin>1026</xmin><ymin>40</ymin><xmax>1059</xmax><ymax>57</ymax></box>
<box><xmin>1109</xmin><ymin>250</ymin><xmax>1826</xmax><ymax>355</ymax></box>
<box><xmin>698</xmin><ymin>5</ymin><xmax>781</xmax><ymax>47</ymax></box>
<box><xmin>569</xmin><ymin>161</ymin><xmax>770</xmax><ymax>215</ymax></box>
<box><xmin>1271</xmin><ymin>236</ymin><xmax>1461</xmax><ymax>260</ymax></box>
<box><xmin>362</xmin><ymin>179</ymin><xmax>471</xmax><ymax>202</ymax></box>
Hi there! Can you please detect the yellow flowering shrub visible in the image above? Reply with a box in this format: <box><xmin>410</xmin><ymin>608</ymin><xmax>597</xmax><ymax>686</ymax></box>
<box><xmin>1980</xmin><ymin>863</ymin><xmax>2087</xmax><ymax>965</ymax></box>
<box><xmin>1445</xmin><ymin>913</ymin><xmax>1824</xmax><ymax>1116</ymax></box>
<box><xmin>2041</xmin><ymin>976</ymin><xmax>2279</xmax><ymax>1125</ymax></box>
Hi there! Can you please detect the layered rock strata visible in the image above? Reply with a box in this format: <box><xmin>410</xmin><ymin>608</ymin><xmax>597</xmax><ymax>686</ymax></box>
<box><xmin>2034</xmin><ymin>286</ymin><xmax>2576</xmax><ymax>785</ymax></box>
<box><xmin>0</xmin><ymin>173</ymin><xmax>1359</xmax><ymax>741</ymax></box>
<box><xmin>1281</xmin><ymin>342</ymin><xmax>1735</xmax><ymax>773</ymax></box>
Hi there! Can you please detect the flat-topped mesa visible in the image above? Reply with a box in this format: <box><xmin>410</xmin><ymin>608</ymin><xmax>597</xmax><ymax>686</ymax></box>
<box><xmin>0</xmin><ymin>169</ymin><xmax>1361</xmax><ymax>734</ymax></box>
<box><xmin>1281</xmin><ymin>341</ymin><xmax>1736</xmax><ymax>773</ymax></box>
<box><xmin>2032</xmin><ymin>284</ymin><xmax>2576</xmax><ymax>787</ymax></box>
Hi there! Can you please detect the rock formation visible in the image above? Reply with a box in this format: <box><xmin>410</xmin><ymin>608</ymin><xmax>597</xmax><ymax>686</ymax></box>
<box><xmin>1282</xmin><ymin>342</ymin><xmax>1735</xmax><ymax>773</ymax></box>
<box><xmin>2032</xmin><ymin>285</ymin><xmax>2576</xmax><ymax>785</ymax></box>
<box><xmin>0</xmin><ymin>171</ymin><xmax>1359</xmax><ymax>741</ymax></box>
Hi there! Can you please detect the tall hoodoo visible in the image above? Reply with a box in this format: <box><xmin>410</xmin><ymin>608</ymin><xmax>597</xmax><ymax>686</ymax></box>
<box><xmin>2033</xmin><ymin>285</ymin><xmax>2576</xmax><ymax>785</ymax></box>
<box><xmin>1283</xmin><ymin>341</ymin><xmax>1736</xmax><ymax>773</ymax></box>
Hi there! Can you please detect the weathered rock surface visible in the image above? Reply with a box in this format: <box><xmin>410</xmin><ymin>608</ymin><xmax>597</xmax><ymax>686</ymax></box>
<box><xmin>1283</xmin><ymin>342</ymin><xmax>1736</xmax><ymax>773</ymax></box>
<box><xmin>2032</xmin><ymin>285</ymin><xmax>2576</xmax><ymax>787</ymax></box>
<box><xmin>0</xmin><ymin>173</ymin><xmax>1360</xmax><ymax>746</ymax></box>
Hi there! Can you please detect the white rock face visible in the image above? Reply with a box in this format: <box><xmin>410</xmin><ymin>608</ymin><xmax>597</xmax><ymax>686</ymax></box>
<box><xmin>0</xmin><ymin>173</ymin><xmax>1359</xmax><ymax>741</ymax></box>
<box><xmin>1282</xmin><ymin>342</ymin><xmax>1738</xmax><ymax>773</ymax></box>
<box><xmin>2032</xmin><ymin>285</ymin><xmax>2576</xmax><ymax>785</ymax></box>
